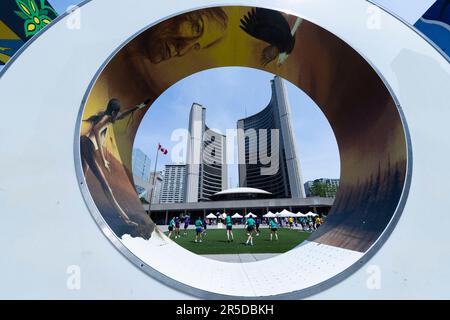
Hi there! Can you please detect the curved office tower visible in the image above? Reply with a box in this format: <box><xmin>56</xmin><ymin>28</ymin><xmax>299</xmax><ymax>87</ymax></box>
<box><xmin>237</xmin><ymin>76</ymin><xmax>306</xmax><ymax>199</ymax></box>
<box><xmin>185</xmin><ymin>103</ymin><xmax>228</xmax><ymax>202</ymax></box>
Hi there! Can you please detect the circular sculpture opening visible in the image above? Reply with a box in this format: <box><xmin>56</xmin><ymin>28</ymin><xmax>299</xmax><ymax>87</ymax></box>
<box><xmin>76</xmin><ymin>5</ymin><xmax>410</xmax><ymax>298</ymax></box>
<box><xmin>132</xmin><ymin>66</ymin><xmax>340</xmax><ymax>260</ymax></box>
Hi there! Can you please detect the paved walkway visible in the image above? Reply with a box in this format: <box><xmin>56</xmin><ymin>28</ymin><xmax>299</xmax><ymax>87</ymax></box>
<box><xmin>202</xmin><ymin>253</ymin><xmax>279</xmax><ymax>263</ymax></box>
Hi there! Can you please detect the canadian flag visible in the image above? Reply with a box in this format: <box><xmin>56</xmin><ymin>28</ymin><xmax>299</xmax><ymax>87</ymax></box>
<box><xmin>158</xmin><ymin>143</ymin><xmax>168</xmax><ymax>155</ymax></box>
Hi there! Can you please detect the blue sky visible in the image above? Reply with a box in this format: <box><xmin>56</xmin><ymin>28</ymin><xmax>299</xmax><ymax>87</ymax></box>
<box><xmin>134</xmin><ymin>67</ymin><xmax>340</xmax><ymax>186</ymax></box>
<box><xmin>49</xmin><ymin>0</ymin><xmax>82</xmax><ymax>14</ymax></box>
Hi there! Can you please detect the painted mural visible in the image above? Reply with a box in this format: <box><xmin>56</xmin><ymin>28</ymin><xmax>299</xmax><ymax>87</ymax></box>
<box><xmin>414</xmin><ymin>0</ymin><xmax>450</xmax><ymax>59</ymax></box>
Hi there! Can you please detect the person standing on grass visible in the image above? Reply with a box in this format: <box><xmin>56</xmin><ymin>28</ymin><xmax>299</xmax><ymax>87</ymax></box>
<box><xmin>245</xmin><ymin>216</ymin><xmax>256</xmax><ymax>246</ymax></box>
<box><xmin>225</xmin><ymin>213</ymin><xmax>234</xmax><ymax>242</ymax></box>
<box><xmin>255</xmin><ymin>217</ymin><xmax>261</xmax><ymax>236</ymax></box>
<box><xmin>288</xmin><ymin>216</ymin><xmax>293</xmax><ymax>229</ymax></box>
<box><xmin>194</xmin><ymin>216</ymin><xmax>204</xmax><ymax>243</ymax></box>
<box><xmin>308</xmin><ymin>217</ymin><xmax>314</xmax><ymax>231</ymax></box>
<box><xmin>174</xmin><ymin>216</ymin><xmax>181</xmax><ymax>238</ymax></box>
<box><xmin>202</xmin><ymin>217</ymin><xmax>208</xmax><ymax>236</ymax></box>
<box><xmin>315</xmin><ymin>215</ymin><xmax>322</xmax><ymax>228</ymax></box>
<box><xmin>269</xmin><ymin>218</ymin><xmax>279</xmax><ymax>241</ymax></box>
<box><xmin>168</xmin><ymin>217</ymin><xmax>175</xmax><ymax>238</ymax></box>
<box><xmin>183</xmin><ymin>215</ymin><xmax>190</xmax><ymax>236</ymax></box>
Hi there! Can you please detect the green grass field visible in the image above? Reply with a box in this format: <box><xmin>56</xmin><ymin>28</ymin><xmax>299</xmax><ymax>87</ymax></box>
<box><xmin>165</xmin><ymin>228</ymin><xmax>311</xmax><ymax>255</ymax></box>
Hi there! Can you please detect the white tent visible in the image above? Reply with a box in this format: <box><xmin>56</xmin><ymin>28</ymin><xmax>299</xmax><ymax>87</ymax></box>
<box><xmin>206</xmin><ymin>213</ymin><xmax>217</xmax><ymax>219</ymax></box>
<box><xmin>245</xmin><ymin>212</ymin><xmax>257</xmax><ymax>218</ymax></box>
<box><xmin>306</xmin><ymin>211</ymin><xmax>318</xmax><ymax>217</ymax></box>
<box><xmin>296</xmin><ymin>212</ymin><xmax>307</xmax><ymax>217</ymax></box>
<box><xmin>232</xmin><ymin>213</ymin><xmax>243</xmax><ymax>218</ymax></box>
<box><xmin>263</xmin><ymin>211</ymin><xmax>276</xmax><ymax>218</ymax></box>
<box><xmin>279</xmin><ymin>209</ymin><xmax>295</xmax><ymax>217</ymax></box>
<box><xmin>216</xmin><ymin>213</ymin><xmax>225</xmax><ymax>229</ymax></box>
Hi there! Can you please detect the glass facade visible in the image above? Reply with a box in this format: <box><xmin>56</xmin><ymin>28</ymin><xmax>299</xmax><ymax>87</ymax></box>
<box><xmin>132</xmin><ymin>148</ymin><xmax>151</xmax><ymax>182</ymax></box>
<box><xmin>237</xmin><ymin>76</ymin><xmax>305</xmax><ymax>199</ymax></box>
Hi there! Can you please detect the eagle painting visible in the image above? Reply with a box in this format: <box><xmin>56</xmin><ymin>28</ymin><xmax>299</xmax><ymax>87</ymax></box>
<box><xmin>240</xmin><ymin>8</ymin><xmax>303</xmax><ymax>66</ymax></box>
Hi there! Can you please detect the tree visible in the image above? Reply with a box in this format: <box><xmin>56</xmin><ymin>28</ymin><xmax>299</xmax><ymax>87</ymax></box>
<box><xmin>310</xmin><ymin>181</ymin><xmax>328</xmax><ymax>197</ymax></box>
<box><xmin>310</xmin><ymin>181</ymin><xmax>339</xmax><ymax>198</ymax></box>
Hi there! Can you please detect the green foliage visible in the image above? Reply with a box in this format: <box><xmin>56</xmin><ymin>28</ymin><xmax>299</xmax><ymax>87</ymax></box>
<box><xmin>310</xmin><ymin>181</ymin><xmax>326</xmax><ymax>197</ymax></box>
<box><xmin>310</xmin><ymin>181</ymin><xmax>339</xmax><ymax>197</ymax></box>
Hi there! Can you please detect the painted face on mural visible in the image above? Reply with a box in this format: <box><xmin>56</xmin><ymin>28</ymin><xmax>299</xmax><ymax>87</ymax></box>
<box><xmin>144</xmin><ymin>8</ymin><xmax>228</xmax><ymax>63</ymax></box>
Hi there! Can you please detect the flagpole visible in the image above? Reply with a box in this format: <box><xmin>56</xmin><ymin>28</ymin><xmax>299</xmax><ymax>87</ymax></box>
<box><xmin>147</xmin><ymin>144</ymin><xmax>160</xmax><ymax>216</ymax></box>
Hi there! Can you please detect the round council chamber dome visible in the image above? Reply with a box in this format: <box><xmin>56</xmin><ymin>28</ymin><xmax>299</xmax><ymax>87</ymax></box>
<box><xmin>209</xmin><ymin>187</ymin><xmax>273</xmax><ymax>201</ymax></box>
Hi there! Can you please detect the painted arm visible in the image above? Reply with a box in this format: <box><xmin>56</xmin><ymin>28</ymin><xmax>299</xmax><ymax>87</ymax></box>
<box><xmin>291</xmin><ymin>17</ymin><xmax>303</xmax><ymax>35</ymax></box>
<box><xmin>116</xmin><ymin>99</ymin><xmax>151</xmax><ymax>120</ymax></box>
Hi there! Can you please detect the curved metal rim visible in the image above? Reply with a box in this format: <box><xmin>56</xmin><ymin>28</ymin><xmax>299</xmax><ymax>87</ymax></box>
<box><xmin>0</xmin><ymin>0</ymin><xmax>427</xmax><ymax>299</ymax></box>
<box><xmin>1</xmin><ymin>0</ymin><xmax>448</xmax><ymax>79</ymax></box>
<box><xmin>72</xmin><ymin>3</ymin><xmax>416</xmax><ymax>299</ymax></box>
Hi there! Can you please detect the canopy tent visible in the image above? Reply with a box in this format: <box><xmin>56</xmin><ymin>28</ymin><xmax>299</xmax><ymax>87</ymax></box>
<box><xmin>263</xmin><ymin>211</ymin><xmax>276</xmax><ymax>218</ymax></box>
<box><xmin>296</xmin><ymin>212</ymin><xmax>307</xmax><ymax>217</ymax></box>
<box><xmin>306</xmin><ymin>211</ymin><xmax>319</xmax><ymax>217</ymax></box>
<box><xmin>278</xmin><ymin>209</ymin><xmax>295</xmax><ymax>217</ymax></box>
<box><xmin>206</xmin><ymin>213</ymin><xmax>217</xmax><ymax>219</ymax></box>
<box><xmin>245</xmin><ymin>212</ymin><xmax>257</xmax><ymax>218</ymax></box>
<box><xmin>231</xmin><ymin>213</ymin><xmax>243</xmax><ymax>218</ymax></box>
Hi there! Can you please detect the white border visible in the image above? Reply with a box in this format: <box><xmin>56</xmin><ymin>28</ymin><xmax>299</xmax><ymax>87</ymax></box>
<box><xmin>1</xmin><ymin>0</ymin><xmax>449</xmax><ymax>299</ymax></box>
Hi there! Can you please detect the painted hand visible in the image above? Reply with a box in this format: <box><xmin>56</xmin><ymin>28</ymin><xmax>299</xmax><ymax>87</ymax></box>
<box><xmin>138</xmin><ymin>99</ymin><xmax>151</xmax><ymax>109</ymax></box>
<box><xmin>104</xmin><ymin>159</ymin><xmax>110</xmax><ymax>171</ymax></box>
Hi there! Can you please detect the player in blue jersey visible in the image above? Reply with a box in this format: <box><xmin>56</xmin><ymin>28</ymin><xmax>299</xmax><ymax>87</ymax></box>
<box><xmin>225</xmin><ymin>213</ymin><xmax>234</xmax><ymax>242</ymax></box>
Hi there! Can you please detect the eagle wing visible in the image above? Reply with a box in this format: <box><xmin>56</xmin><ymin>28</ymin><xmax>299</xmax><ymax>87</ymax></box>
<box><xmin>240</xmin><ymin>8</ymin><xmax>293</xmax><ymax>52</ymax></box>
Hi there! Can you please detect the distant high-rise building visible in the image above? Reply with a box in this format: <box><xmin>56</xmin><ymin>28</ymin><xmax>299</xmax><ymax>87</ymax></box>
<box><xmin>304</xmin><ymin>178</ymin><xmax>340</xmax><ymax>198</ymax></box>
<box><xmin>304</xmin><ymin>180</ymin><xmax>315</xmax><ymax>197</ymax></box>
<box><xmin>185</xmin><ymin>103</ymin><xmax>228</xmax><ymax>202</ymax></box>
<box><xmin>237</xmin><ymin>76</ymin><xmax>305</xmax><ymax>199</ymax></box>
<box><xmin>160</xmin><ymin>164</ymin><xmax>186</xmax><ymax>203</ymax></box>
<box><xmin>132</xmin><ymin>148</ymin><xmax>152</xmax><ymax>202</ymax></box>
<box><xmin>148</xmin><ymin>171</ymin><xmax>164</xmax><ymax>204</ymax></box>
<box><xmin>132</xmin><ymin>148</ymin><xmax>151</xmax><ymax>182</ymax></box>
